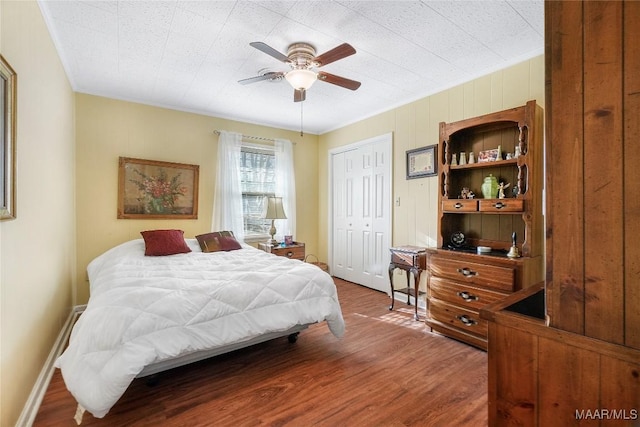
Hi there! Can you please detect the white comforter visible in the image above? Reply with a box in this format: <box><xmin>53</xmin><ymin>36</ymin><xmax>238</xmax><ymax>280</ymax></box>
<box><xmin>55</xmin><ymin>239</ymin><xmax>345</xmax><ymax>418</ymax></box>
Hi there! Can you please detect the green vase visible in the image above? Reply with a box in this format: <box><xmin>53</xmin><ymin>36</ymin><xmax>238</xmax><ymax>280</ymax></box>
<box><xmin>481</xmin><ymin>174</ymin><xmax>499</xmax><ymax>199</ymax></box>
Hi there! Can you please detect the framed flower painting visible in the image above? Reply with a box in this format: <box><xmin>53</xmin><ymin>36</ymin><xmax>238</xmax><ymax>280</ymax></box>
<box><xmin>118</xmin><ymin>157</ymin><xmax>199</xmax><ymax>219</ymax></box>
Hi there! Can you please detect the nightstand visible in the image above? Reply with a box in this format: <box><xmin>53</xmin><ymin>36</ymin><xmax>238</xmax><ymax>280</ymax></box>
<box><xmin>258</xmin><ymin>242</ymin><xmax>305</xmax><ymax>261</ymax></box>
<box><xmin>388</xmin><ymin>245</ymin><xmax>427</xmax><ymax>320</ymax></box>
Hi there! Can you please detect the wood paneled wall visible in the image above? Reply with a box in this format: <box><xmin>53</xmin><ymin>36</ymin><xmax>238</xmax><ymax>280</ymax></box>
<box><xmin>482</xmin><ymin>5</ymin><xmax>640</xmax><ymax>423</ymax></box>
<box><xmin>545</xmin><ymin>0</ymin><xmax>640</xmax><ymax>349</ymax></box>
<box><xmin>484</xmin><ymin>284</ymin><xmax>640</xmax><ymax>426</ymax></box>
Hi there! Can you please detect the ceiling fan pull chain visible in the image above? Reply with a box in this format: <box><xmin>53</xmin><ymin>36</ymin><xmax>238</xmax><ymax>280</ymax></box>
<box><xmin>300</xmin><ymin>101</ymin><xmax>304</xmax><ymax>137</ymax></box>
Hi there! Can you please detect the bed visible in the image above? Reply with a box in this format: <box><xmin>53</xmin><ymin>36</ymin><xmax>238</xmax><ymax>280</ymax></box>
<box><xmin>55</xmin><ymin>230</ymin><xmax>345</xmax><ymax>421</ymax></box>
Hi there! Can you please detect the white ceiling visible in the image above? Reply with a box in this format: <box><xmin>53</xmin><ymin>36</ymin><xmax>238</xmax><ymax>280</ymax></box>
<box><xmin>38</xmin><ymin>0</ymin><xmax>544</xmax><ymax>135</ymax></box>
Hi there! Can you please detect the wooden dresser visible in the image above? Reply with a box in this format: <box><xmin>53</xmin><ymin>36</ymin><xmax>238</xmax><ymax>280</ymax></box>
<box><xmin>427</xmin><ymin>101</ymin><xmax>544</xmax><ymax>350</ymax></box>
<box><xmin>427</xmin><ymin>250</ymin><xmax>541</xmax><ymax>350</ymax></box>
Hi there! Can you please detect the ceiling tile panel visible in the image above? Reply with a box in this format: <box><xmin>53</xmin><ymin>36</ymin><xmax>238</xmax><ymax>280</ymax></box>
<box><xmin>117</xmin><ymin>1</ymin><xmax>176</xmax><ymax>29</ymax></box>
<box><xmin>176</xmin><ymin>1</ymin><xmax>236</xmax><ymax>23</ymax></box>
<box><xmin>169</xmin><ymin>7</ymin><xmax>225</xmax><ymax>41</ymax></box>
<box><xmin>42</xmin><ymin>0</ymin><xmax>118</xmax><ymax>33</ymax></box>
<box><xmin>224</xmin><ymin>1</ymin><xmax>286</xmax><ymax>39</ymax></box>
<box><xmin>427</xmin><ymin>1</ymin><xmax>543</xmax><ymax>59</ymax></box>
<box><xmin>161</xmin><ymin>32</ymin><xmax>210</xmax><ymax>73</ymax></box>
<box><xmin>252</xmin><ymin>1</ymin><xmax>295</xmax><ymax>17</ymax></box>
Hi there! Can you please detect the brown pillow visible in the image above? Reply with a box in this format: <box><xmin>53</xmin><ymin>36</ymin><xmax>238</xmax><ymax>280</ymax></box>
<box><xmin>196</xmin><ymin>231</ymin><xmax>242</xmax><ymax>253</ymax></box>
<box><xmin>140</xmin><ymin>229</ymin><xmax>192</xmax><ymax>256</ymax></box>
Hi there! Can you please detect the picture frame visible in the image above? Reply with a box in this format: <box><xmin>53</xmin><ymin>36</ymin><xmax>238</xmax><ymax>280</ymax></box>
<box><xmin>406</xmin><ymin>144</ymin><xmax>437</xmax><ymax>179</ymax></box>
<box><xmin>478</xmin><ymin>148</ymin><xmax>500</xmax><ymax>163</ymax></box>
<box><xmin>118</xmin><ymin>157</ymin><xmax>199</xmax><ymax>219</ymax></box>
<box><xmin>0</xmin><ymin>55</ymin><xmax>17</xmax><ymax>220</ymax></box>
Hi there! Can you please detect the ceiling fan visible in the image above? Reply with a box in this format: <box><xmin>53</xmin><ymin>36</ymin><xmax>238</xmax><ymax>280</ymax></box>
<box><xmin>239</xmin><ymin>41</ymin><xmax>361</xmax><ymax>102</ymax></box>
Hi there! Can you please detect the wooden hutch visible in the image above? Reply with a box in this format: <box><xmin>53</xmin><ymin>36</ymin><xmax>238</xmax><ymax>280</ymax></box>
<box><xmin>481</xmin><ymin>1</ymin><xmax>640</xmax><ymax>425</ymax></box>
<box><xmin>426</xmin><ymin>100</ymin><xmax>544</xmax><ymax>350</ymax></box>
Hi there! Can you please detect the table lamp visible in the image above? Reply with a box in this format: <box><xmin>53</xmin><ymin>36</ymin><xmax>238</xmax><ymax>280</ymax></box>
<box><xmin>263</xmin><ymin>196</ymin><xmax>287</xmax><ymax>245</ymax></box>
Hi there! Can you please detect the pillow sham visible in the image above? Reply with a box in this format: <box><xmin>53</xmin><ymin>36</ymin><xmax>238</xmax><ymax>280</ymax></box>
<box><xmin>196</xmin><ymin>231</ymin><xmax>242</xmax><ymax>253</ymax></box>
<box><xmin>140</xmin><ymin>229</ymin><xmax>192</xmax><ymax>256</ymax></box>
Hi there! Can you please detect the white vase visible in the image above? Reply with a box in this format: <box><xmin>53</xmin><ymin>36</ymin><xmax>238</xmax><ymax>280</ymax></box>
<box><xmin>459</xmin><ymin>152</ymin><xmax>467</xmax><ymax>165</ymax></box>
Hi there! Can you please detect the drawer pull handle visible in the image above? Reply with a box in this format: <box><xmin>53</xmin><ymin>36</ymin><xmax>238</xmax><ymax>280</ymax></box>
<box><xmin>493</xmin><ymin>202</ymin><xmax>505</xmax><ymax>209</ymax></box>
<box><xmin>457</xmin><ymin>315</ymin><xmax>478</xmax><ymax>326</ymax></box>
<box><xmin>454</xmin><ymin>202</ymin><xmax>463</xmax><ymax>209</ymax></box>
<box><xmin>286</xmin><ymin>251</ymin><xmax>293</xmax><ymax>258</ymax></box>
<box><xmin>456</xmin><ymin>267</ymin><xmax>478</xmax><ymax>277</ymax></box>
<box><xmin>457</xmin><ymin>291</ymin><xmax>478</xmax><ymax>302</ymax></box>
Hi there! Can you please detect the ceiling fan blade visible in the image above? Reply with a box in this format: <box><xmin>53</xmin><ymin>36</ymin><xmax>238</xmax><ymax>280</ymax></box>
<box><xmin>294</xmin><ymin>89</ymin><xmax>306</xmax><ymax>102</ymax></box>
<box><xmin>249</xmin><ymin>42</ymin><xmax>290</xmax><ymax>63</ymax></box>
<box><xmin>317</xmin><ymin>71</ymin><xmax>361</xmax><ymax>91</ymax></box>
<box><xmin>238</xmin><ymin>72</ymin><xmax>283</xmax><ymax>85</ymax></box>
<box><xmin>314</xmin><ymin>43</ymin><xmax>356</xmax><ymax>67</ymax></box>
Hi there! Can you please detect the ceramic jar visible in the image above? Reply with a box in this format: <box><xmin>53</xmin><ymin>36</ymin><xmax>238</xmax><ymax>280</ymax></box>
<box><xmin>481</xmin><ymin>174</ymin><xmax>499</xmax><ymax>199</ymax></box>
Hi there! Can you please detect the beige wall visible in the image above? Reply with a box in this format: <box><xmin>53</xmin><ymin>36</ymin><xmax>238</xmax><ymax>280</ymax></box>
<box><xmin>75</xmin><ymin>94</ymin><xmax>320</xmax><ymax>303</ymax></box>
<box><xmin>0</xmin><ymin>1</ymin><xmax>76</xmax><ymax>426</ymax></box>
<box><xmin>318</xmin><ymin>56</ymin><xmax>545</xmax><ymax>289</ymax></box>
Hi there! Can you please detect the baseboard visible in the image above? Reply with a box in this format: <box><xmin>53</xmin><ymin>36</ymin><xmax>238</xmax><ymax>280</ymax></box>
<box><xmin>392</xmin><ymin>293</ymin><xmax>427</xmax><ymax>309</ymax></box>
<box><xmin>15</xmin><ymin>304</ymin><xmax>86</xmax><ymax>427</ymax></box>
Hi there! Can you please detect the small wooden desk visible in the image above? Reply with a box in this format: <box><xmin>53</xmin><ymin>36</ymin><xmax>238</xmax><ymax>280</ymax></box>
<box><xmin>388</xmin><ymin>246</ymin><xmax>427</xmax><ymax>320</ymax></box>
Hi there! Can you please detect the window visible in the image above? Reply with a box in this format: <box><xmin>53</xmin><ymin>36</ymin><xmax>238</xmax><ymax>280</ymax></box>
<box><xmin>240</xmin><ymin>146</ymin><xmax>275</xmax><ymax>238</ymax></box>
<box><xmin>213</xmin><ymin>132</ymin><xmax>294</xmax><ymax>243</ymax></box>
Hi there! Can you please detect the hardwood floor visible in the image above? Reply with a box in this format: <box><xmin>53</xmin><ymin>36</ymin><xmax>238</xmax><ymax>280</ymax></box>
<box><xmin>34</xmin><ymin>278</ymin><xmax>488</xmax><ymax>426</ymax></box>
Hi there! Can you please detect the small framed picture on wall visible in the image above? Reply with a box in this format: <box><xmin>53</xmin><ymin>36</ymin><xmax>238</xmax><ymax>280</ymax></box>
<box><xmin>406</xmin><ymin>144</ymin><xmax>437</xmax><ymax>179</ymax></box>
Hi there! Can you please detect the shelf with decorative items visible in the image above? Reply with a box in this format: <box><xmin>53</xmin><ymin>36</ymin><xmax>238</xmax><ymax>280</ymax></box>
<box><xmin>426</xmin><ymin>100</ymin><xmax>545</xmax><ymax>350</ymax></box>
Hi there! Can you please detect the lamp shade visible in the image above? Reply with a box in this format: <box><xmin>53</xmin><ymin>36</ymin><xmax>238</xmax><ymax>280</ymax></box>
<box><xmin>285</xmin><ymin>69</ymin><xmax>317</xmax><ymax>90</ymax></box>
<box><xmin>263</xmin><ymin>196</ymin><xmax>287</xmax><ymax>220</ymax></box>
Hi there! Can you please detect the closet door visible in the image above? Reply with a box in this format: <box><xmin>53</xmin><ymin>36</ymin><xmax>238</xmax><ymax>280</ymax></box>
<box><xmin>332</xmin><ymin>148</ymin><xmax>362</xmax><ymax>284</ymax></box>
<box><xmin>368</xmin><ymin>138</ymin><xmax>392</xmax><ymax>292</ymax></box>
<box><xmin>331</xmin><ymin>134</ymin><xmax>391</xmax><ymax>293</ymax></box>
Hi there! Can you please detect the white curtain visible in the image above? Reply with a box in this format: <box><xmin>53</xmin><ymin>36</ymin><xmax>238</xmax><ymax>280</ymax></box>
<box><xmin>274</xmin><ymin>138</ymin><xmax>296</xmax><ymax>242</ymax></box>
<box><xmin>212</xmin><ymin>131</ymin><xmax>245</xmax><ymax>241</ymax></box>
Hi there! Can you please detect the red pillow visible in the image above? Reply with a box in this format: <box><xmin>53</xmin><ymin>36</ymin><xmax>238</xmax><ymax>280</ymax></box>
<box><xmin>196</xmin><ymin>231</ymin><xmax>242</xmax><ymax>252</ymax></box>
<box><xmin>140</xmin><ymin>229</ymin><xmax>191</xmax><ymax>256</ymax></box>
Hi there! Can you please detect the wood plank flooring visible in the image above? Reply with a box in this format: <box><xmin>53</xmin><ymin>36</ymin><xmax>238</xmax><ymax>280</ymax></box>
<box><xmin>34</xmin><ymin>278</ymin><xmax>488</xmax><ymax>426</ymax></box>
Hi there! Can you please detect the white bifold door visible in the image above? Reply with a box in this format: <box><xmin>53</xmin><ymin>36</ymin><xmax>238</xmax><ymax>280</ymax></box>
<box><xmin>330</xmin><ymin>133</ymin><xmax>392</xmax><ymax>293</ymax></box>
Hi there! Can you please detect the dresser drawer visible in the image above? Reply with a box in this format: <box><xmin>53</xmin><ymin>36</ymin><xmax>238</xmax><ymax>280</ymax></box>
<box><xmin>270</xmin><ymin>244</ymin><xmax>305</xmax><ymax>260</ymax></box>
<box><xmin>391</xmin><ymin>252</ymin><xmax>426</xmax><ymax>269</ymax></box>
<box><xmin>428</xmin><ymin>298</ymin><xmax>487</xmax><ymax>340</ymax></box>
<box><xmin>429</xmin><ymin>276</ymin><xmax>506</xmax><ymax>310</ymax></box>
<box><xmin>430</xmin><ymin>255</ymin><xmax>515</xmax><ymax>292</ymax></box>
<box><xmin>442</xmin><ymin>199</ymin><xmax>478</xmax><ymax>212</ymax></box>
<box><xmin>478</xmin><ymin>199</ymin><xmax>524</xmax><ymax>213</ymax></box>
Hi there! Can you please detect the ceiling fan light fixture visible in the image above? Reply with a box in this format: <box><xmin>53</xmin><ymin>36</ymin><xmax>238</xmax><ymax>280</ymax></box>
<box><xmin>285</xmin><ymin>69</ymin><xmax>317</xmax><ymax>90</ymax></box>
